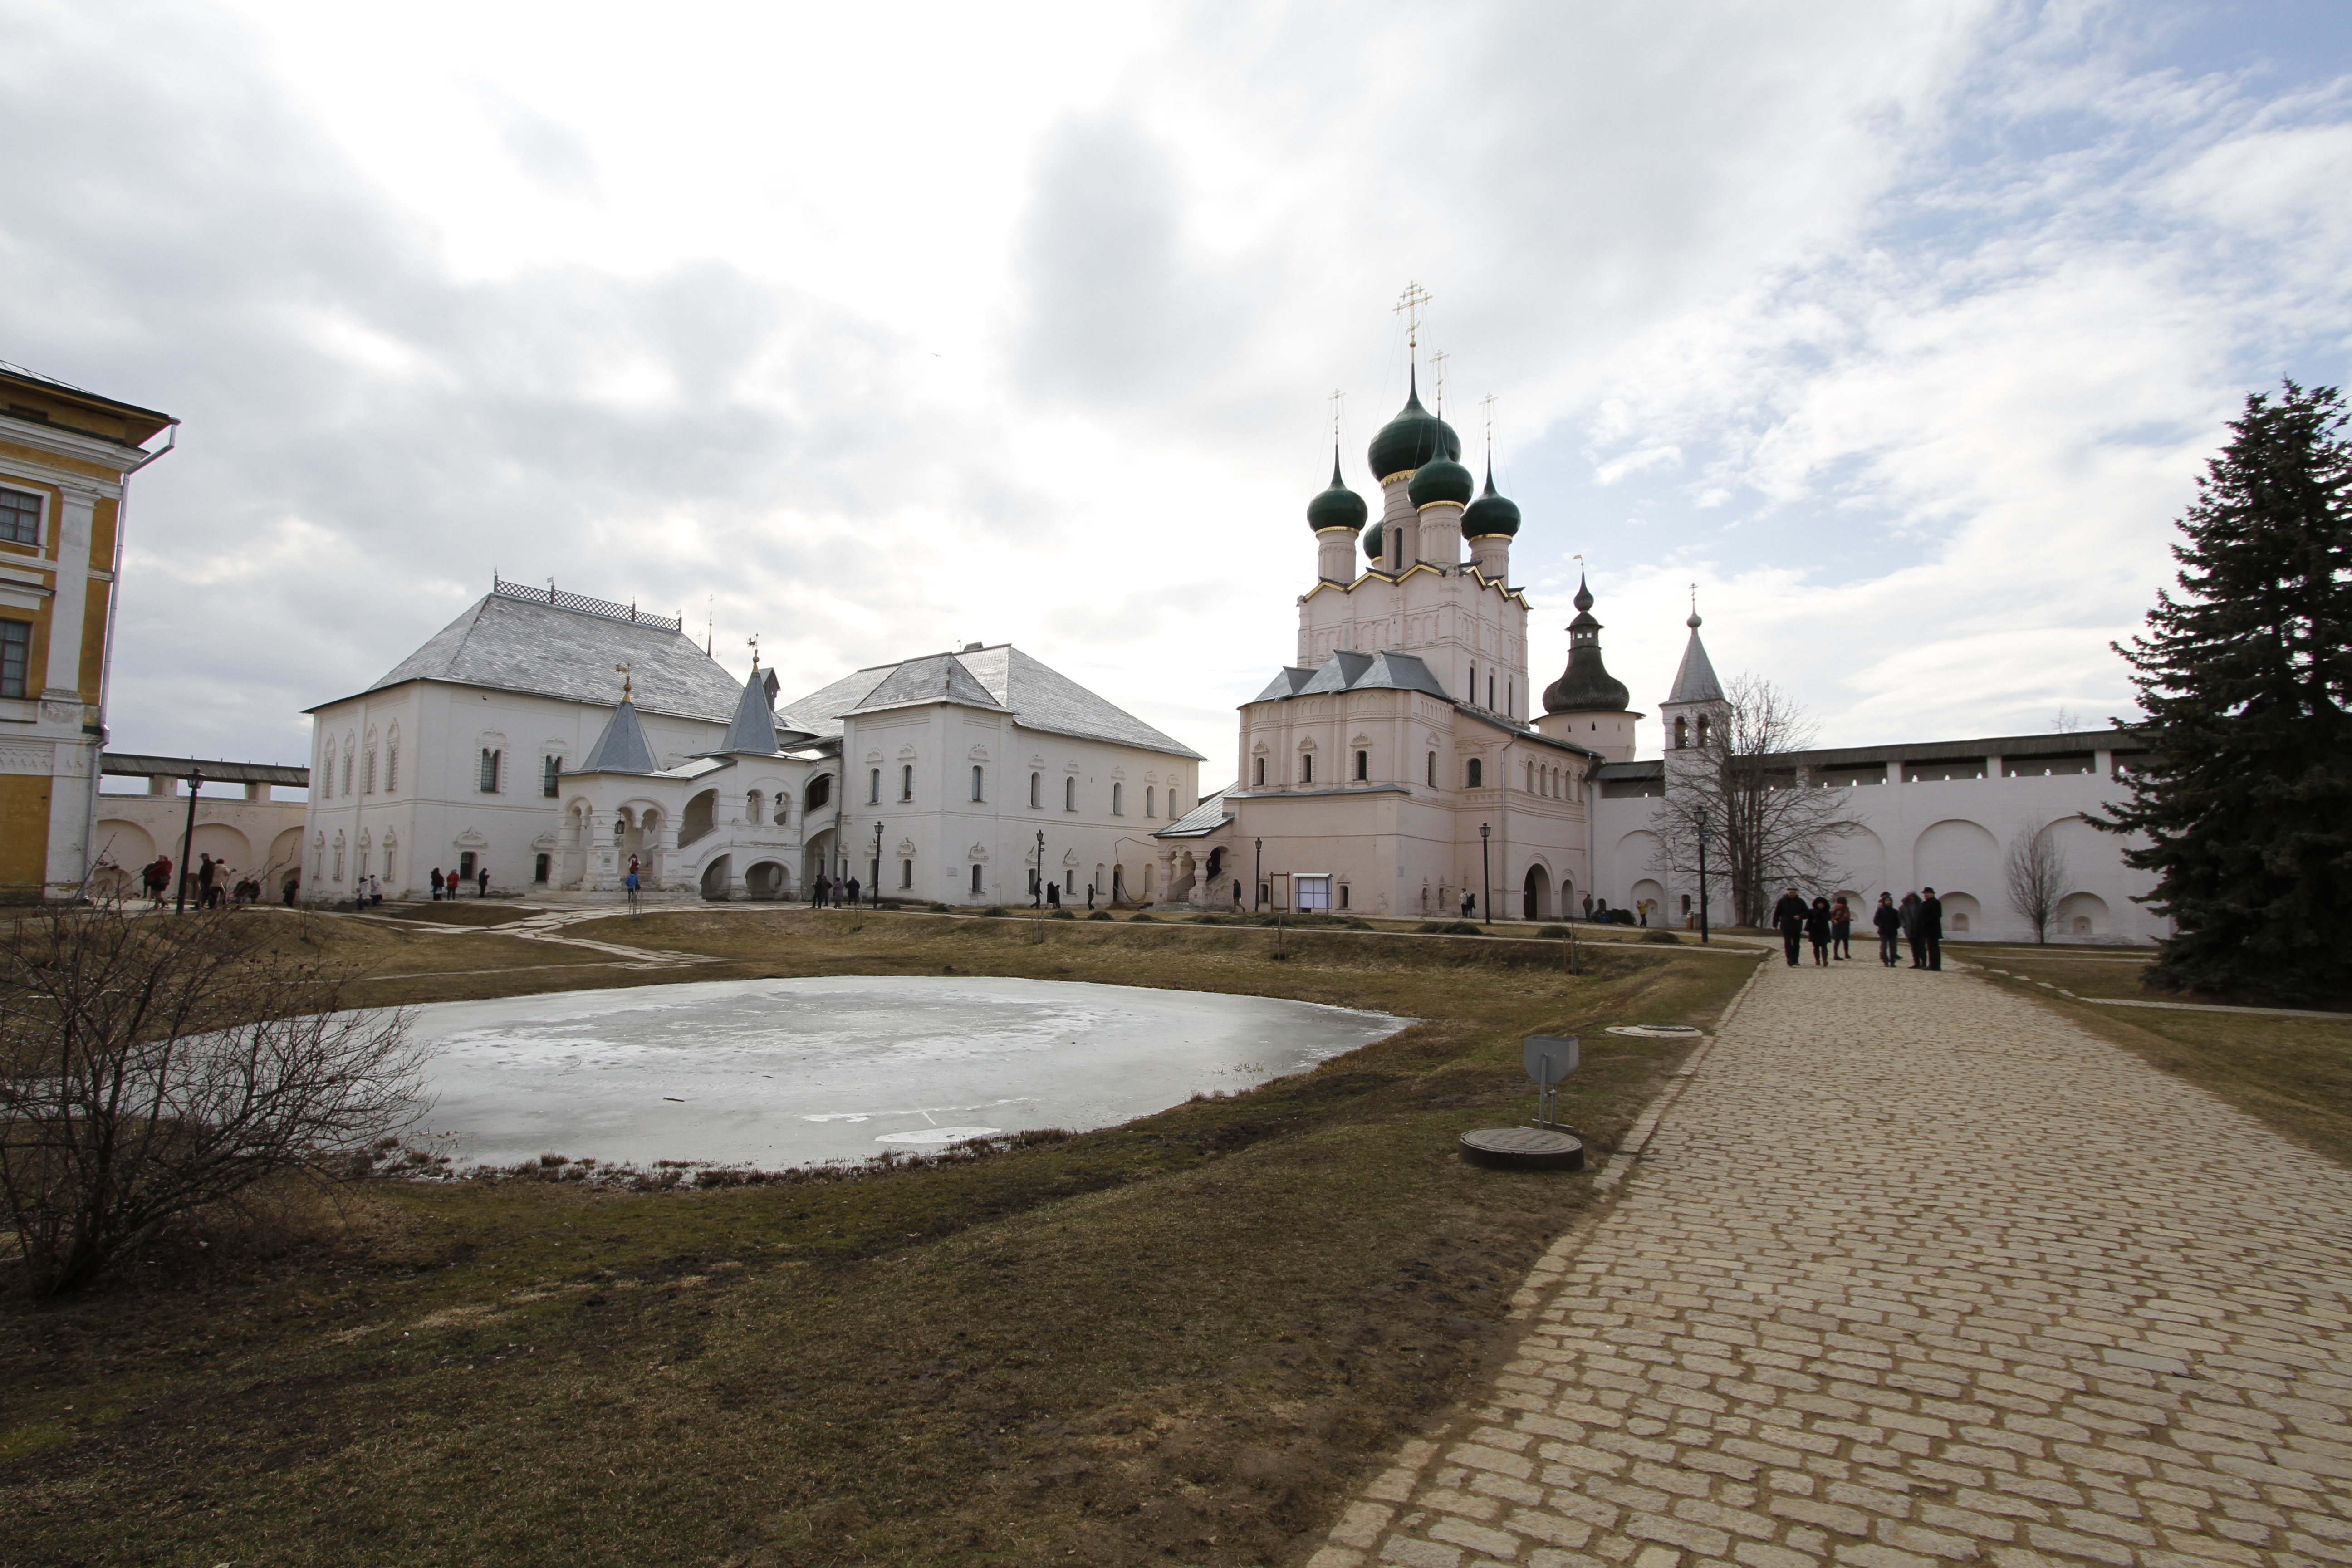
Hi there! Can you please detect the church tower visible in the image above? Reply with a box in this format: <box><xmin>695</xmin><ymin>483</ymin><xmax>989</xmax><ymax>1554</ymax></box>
<box><xmin>1535</xmin><ymin>576</ymin><xmax>1641</xmax><ymax>763</ymax></box>
<box><xmin>1659</xmin><ymin>605</ymin><xmax>1728</xmax><ymax>757</ymax></box>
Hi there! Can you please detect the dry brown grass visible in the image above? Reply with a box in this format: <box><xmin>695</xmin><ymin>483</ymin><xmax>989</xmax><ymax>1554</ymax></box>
<box><xmin>2</xmin><ymin>907</ymin><xmax>1760</xmax><ymax>1567</ymax></box>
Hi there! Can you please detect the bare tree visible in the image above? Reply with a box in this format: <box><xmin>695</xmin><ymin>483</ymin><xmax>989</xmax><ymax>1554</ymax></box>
<box><xmin>2004</xmin><ymin>819</ymin><xmax>2071</xmax><ymax>945</ymax></box>
<box><xmin>0</xmin><ymin>905</ymin><xmax>426</xmax><ymax>1297</ymax></box>
<box><xmin>1649</xmin><ymin>675</ymin><xmax>1867</xmax><ymax>926</ymax></box>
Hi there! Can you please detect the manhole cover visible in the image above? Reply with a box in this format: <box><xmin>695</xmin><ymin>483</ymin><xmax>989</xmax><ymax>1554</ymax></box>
<box><xmin>1459</xmin><ymin>1127</ymin><xmax>1585</xmax><ymax>1171</ymax></box>
<box><xmin>1605</xmin><ymin>1024</ymin><xmax>1704</xmax><ymax>1038</ymax></box>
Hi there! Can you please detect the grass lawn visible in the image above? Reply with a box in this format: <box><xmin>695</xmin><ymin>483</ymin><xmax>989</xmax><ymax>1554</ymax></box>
<box><xmin>1966</xmin><ymin>947</ymin><xmax>2352</xmax><ymax>1169</ymax></box>
<box><xmin>3</xmin><ymin>908</ymin><xmax>1760</xmax><ymax>1568</ymax></box>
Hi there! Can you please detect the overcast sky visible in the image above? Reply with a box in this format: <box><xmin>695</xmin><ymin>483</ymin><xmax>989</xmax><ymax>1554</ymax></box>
<box><xmin>8</xmin><ymin>0</ymin><xmax>2349</xmax><ymax>773</ymax></box>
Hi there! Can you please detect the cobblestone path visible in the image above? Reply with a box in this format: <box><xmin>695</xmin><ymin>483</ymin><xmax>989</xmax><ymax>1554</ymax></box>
<box><xmin>1312</xmin><ymin>959</ymin><xmax>2352</xmax><ymax>1568</ymax></box>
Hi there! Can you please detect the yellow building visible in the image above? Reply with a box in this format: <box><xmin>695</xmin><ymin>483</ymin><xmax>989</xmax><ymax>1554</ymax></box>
<box><xmin>0</xmin><ymin>365</ymin><xmax>176</xmax><ymax>902</ymax></box>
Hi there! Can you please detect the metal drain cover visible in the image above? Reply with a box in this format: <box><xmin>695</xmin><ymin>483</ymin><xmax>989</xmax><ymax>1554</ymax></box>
<box><xmin>1605</xmin><ymin>1024</ymin><xmax>1704</xmax><ymax>1038</ymax></box>
<box><xmin>1459</xmin><ymin>1127</ymin><xmax>1586</xmax><ymax>1170</ymax></box>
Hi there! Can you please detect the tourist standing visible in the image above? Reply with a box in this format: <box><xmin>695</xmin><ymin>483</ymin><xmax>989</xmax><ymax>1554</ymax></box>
<box><xmin>1772</xmin><ymin>887</ymin><xmax>1808</xmax><ymax>967</ymax></box>
<box><xmin>1805</xmin><ymin>897</ymin><xmax>1833</xmax><ymax>966</ymax></box>
<box><xmin>282</xmin><ymin>874</ymin><xmax>299</xmax><ymax>906</ymax></box>
<box><xmin>476</xmin><ymin>865</ymin><xmax>490</xmax><ymax>897</ymax></box>
<box><xmin>1918</xmin><ymin>887</ymin><xmax>1945</xmax><ymax>971</ymax></box>
<box><xmin>1829</xmin><ymin>896</ymin><xmax>1852</xmax><ymax>960</ymax></box>
<box><xmin>624</xmin><ymin>864</ymin><xmax>640</xmax><ymax>916</ymax></box>
<box><xmin>1900</xmin><ymin>892</ymin><xmax>1925</xmax><ymax>968</ymax></box>
<box><xmin>1582</xmin><ymin>892</ymin><xmax>1594</xmax><ymax>921</ymax></box>
<box><xmin>196</xmin><ymin>853</ymin><xmax>217</xmax><ymax>909</ymax></box>
<box><xmin>430</xmin><ymin>867</ymin><xmax>444</xmax><ymax>901</ymax></box>
<box><xmin>813</xmin><ymin>872</ymin><xmax>830</xmax><ymax>908</ymax></box>
<box><xmin>845</xmin><ymin>874</ymin><xmax>861</xmax><ymax>907</ymax></box>
<box><xmin>1873</xmin><ymin>893</ymin><xmax>1901</xmax><ymax>967</ymax></box>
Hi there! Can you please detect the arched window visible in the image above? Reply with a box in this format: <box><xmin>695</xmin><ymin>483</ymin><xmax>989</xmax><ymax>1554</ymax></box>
<box><xmin>902</xmin><ymin>764</ymin><xmax>914</xmax><ymax>801</ymax></box>
<box><xmin>868</xmin><ymin>768</ymin><xmax>881</xmax><ymax>804</ymax></box>
<box><xmin>386</xmin><ymin>730</ymin><xmax>399</xmax><ymax>793</ymax></box>
<box><xmin>1697</xmin><ymin>714</ymin><xmax>1711</xmax><ymax>747</ymax></box>
<box><xmin>1674</xmin><ymin>715</ymin><xmax>1689</xmax><ymax>749</ymax></box>
<box><xmin>807</xmin><ymin>774</ymin><xmax>832</xmax><ymax>811</ymax></box>
<box><xmin>747</xmin><ymin>790</ymin><xmax>762</xmax><ymax>822</ymax></box>
<box><xmin>1029</xmin><ymin>772</ymin><xmax>1041</xmax><ymax>808</ymax></box>
<box><xmin>1254</xmin><ymin>757</ymin><xmax>1266</xmax><ymax>786</ymax></box>
<box><xmin>1064</xmin><ymin>775</ymin><xmax>1077</xmax><ymax>811</ymax></box>
<box><xmin>1355</xmin><ymin>750</ymin><xmax>1368</xmax><ymax>781</ymax></box>
<box><xmin>774</xmin><ymin>794</ymin><xmax>789</xmax><ymax>825</ymax></box>
<box><xmin>1300</xmin><ymin>753</ymin><xmax>1313</xmax><ymax>784</ymax></box>
<box><xmin>1466</xmin><ymin>758</ymin><xmax>1483</xmax><ymax>789</ymax></box>
<box><xmin>1145</xmin><ymin>786</ymin><xmax>1156</xmax><ymax>817</ymax></box>
<box><xmin>1111</xmin><ymin>782</ymin><xmax>1124</xmax><ymax>815</ymax></box>
<box><xmin>363</xmin><ymin>748</ymin><xmax>376</xmax><ymax>794</ymax></box>
<box><xmin>970</xmin><ymin>765</ymin><xmax>985</xmax><ymax>802</ymax></box>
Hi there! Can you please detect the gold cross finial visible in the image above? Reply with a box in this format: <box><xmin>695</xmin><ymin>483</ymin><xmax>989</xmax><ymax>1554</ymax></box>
<box><xmin>1393</xmin><ymin>281</ymin><xmax>1431</xmax><ymax>356</ymax></box>
<box><xmin>1430</xmin><ymin>349</ymin><xmax>1448</xmax><ymax>415</ymax></box>
<box><xmin>1481</xmin><ymin>392</ymin><xmax>1497</xmax><ymax>446</ymax></box>
<box><xmin>1329</xmin><ymin>387</ymin><xmax>1344</xmax><ymax>442</ymax></box>
<box><xmin>615</xmin><ymin>662</ymin><xmax>632</xmax><ymax>701</ymax></box>
<box><xmin>746</xmin><ymin>634</ymin><xmax>760</xmax><ymax>671</ymax></box>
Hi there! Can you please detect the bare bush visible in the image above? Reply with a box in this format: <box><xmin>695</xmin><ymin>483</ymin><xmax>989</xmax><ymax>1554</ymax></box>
<box><xmin>0</xmin><ymin>905</ymin><xmax>427</xmax><ymax>1296</ymax></box>
<box><xmin>2004</xmin><ymin>820</ymin><xmax>2072</xmax><ymax>944</ymax></box>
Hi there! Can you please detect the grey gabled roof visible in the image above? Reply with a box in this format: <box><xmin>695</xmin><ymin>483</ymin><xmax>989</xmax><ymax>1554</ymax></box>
<box><xmin>578</xmin><ymin>698</ymin><xmax>659</xmax><ymax>774</ymax></box>
<box><xmin>346</xmin><ymin>593</ymin><xmax>746</xmax><ymax>723</ymax></box>
<box><xmin>718</xmin><ymin>669</ymin><xmax>782</xmax><ymax>755</ymax></box>
<box><xmin>1156</xmin><ymin>784</ymin><xmax>1236</xmax><ymax>839</ymax></box>
<box><xmin>1254</xmin><ymin>648</ymin><xmax>1454</xmax><ymax>704</ymax></box>
<box><xmin>780</xmin><ymin>644</ymin><xmax>1202</xmax><ymax>760</ymax></box>
<box><xmin>1666</xmin><ymin>623</ymin><xmax>1725</xmax><ymax>706</ymax></box>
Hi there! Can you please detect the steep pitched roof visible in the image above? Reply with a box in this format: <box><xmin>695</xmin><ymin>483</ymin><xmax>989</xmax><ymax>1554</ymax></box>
<box><xmin>578</xmin><ymin>698</ymin><xmax>659</xmax><ymax>774</ymax></box>
<box><xmin>1666</xmin><ymin>622</ymin><xmax>1725</xmax><ymax>706</ymax></box>
<box><xmin>1254</xmin><ymin>649</ymin><xmax>1453</xmax><ymax>703</ymax></box>
<box><xmin>779</xmin><ymin>645</ymin><xmax>1202</xmax><ymax>760</ymax></box>
<box><xmin>1156</xmin><ymin>785</ymin><xmax>1236</xmax><ymax>839</ymax></box>
<box><xmin>346</xmin><ymin>593</ymin><xmax>744</xmax><ymax>722</ymax></box>
<box><xmin>718</xmin><ymin>668</ymin><xmax>782</xmax><ymax>755</ymax></box>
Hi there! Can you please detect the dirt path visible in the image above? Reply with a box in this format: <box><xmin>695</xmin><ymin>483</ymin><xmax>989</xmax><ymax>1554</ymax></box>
<box><xmin>1308</xmin><ymin>957</ymin><xmax>2352</xmax><ymax>1568</ymax></box>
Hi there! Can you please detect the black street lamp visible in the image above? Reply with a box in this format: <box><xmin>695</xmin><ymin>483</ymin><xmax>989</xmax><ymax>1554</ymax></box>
<box><xmin>1253</xmin><ymin>837</ymin><xmax>1263</xmax><ymax>911</ymax></box>
<box><xmin>175</xmin><ymin>764</ymin><xmax>203</xmax><ymax>914</ymax></box>
<box><xmin>1034</xmin><ymin>829</ymin><xmax>1045</xmax><ymax>909</ymax></box>
<box><xmin>872</xmin><ymin>820</ymin><xmax>883</xmax><ymax>906</ymax></box>
<box><xmin>1478</xmin><ymin>821</ymin><xmax>1491</xmax><ymax>925</ymax></box>
<box><xmin>1696</xmin><ymin>808</ymin><xmax>1711</xmax><ymax>945</ymax></box>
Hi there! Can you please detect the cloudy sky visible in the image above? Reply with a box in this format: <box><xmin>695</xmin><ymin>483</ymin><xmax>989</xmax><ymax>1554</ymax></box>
<box><xmin>8</xmin><ymin>0</ymin><xmax>2349</xmax><ymax>774</ymax></box>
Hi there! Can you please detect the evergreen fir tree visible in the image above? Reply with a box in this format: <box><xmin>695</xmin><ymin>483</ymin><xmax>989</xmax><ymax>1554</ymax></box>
<box><xmin>2096</xmin><ymin>381</ymin><xmax>2352</xmax><ymax>1002</ymax></box>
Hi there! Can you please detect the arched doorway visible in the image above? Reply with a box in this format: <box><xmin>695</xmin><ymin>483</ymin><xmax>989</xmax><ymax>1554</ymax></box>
<box><xmin>1523</xmin><ymin>865</ymin><xmax>1552</xmax><ymax>921</ymax></box>
<box><xmin>744</xmin><ymin>860</ymin><xmax>789</xmax><ymax>900</ymax></box>
<box><xmin>700</xmin><ymin>854</ymin><xmax>732</xmax><ymax>901</ymax></box>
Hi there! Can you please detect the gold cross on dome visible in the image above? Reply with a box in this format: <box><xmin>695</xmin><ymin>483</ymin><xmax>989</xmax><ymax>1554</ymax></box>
<box><xmin>1430</xmin><ymin>349</ymin><xmax>1448</xmax><ymax>415</ymax></box>
<box><xmin>1329</xmin><ymin>387</ymin><xmax>1344</xmax><ymax>441</ymax></box>
<box><xmin>1393</xmin><ymin>281</ymin><xmax>1431</xmax><ymax>352</ymax></box>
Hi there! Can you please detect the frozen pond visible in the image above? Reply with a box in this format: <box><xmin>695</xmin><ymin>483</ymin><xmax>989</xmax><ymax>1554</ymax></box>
<box><xmin>402</xmin><ymin>975</ymin><xmax>1408</xmax><ymax>1169</ymax></box>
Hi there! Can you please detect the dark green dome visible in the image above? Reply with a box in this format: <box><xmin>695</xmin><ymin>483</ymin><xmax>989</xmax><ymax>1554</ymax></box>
<box><xmin>1367</xmin><ymin>369</ymin><xmax>1461</xmax><ymax>481</ymax></box>
<box><xmin>1306</xmin><ymin>449</ymin><xmax>1368</xmax><ymax>534</ymax></box>
<box><xmin>1462</xmin><ymin>460</ymin><xmax>1521</xmax><ymax>537</ymax></box>
<box><xmin>1363</xmin><ymin>518</ymin><xmax>1385</xmax><ymax>563</ymax></box>
<box><xmin>1409</xmin><ymin>451</ymin><xmax>1473</xmax><ymax>508</ymax></box>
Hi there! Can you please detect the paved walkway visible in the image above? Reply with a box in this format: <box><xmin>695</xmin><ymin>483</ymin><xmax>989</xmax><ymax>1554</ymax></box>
<box><xmin>1312</xmin><ymin>959</ymin><xmax>2352</xmax><ymax>1568</ymax></box>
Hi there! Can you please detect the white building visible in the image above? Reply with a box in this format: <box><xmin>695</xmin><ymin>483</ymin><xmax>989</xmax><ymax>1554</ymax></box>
<box><xmin>300</xmin><ymin>578</ymin><xmax>1202</xmax><ymax>905</ymax></box>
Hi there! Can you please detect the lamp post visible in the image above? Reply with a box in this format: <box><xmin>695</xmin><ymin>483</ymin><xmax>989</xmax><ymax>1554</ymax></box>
<box><xmin>1034</xmin><ymin>829</ymin><xmax>1045</xmax><ymax>909</ymax></box>
<box><xmin>1253</xmin><ymin>837</ymin><xmax>1263</xmax><ymax>912</ymax></box>
<box><xmin>1696</xmin><ymin>808</ymin><xmax>1711</xmax><ymax>945</ymax></box>
<box><xmin>872</xmin><ymin>820</ymin><xmax>883</xmax><ymax>906</ymax></box>
<box><xmin>1478</xmin><ymin>822</ymin><xmax>1491</xmax><ymax>926</ymax></box>
<box><xmin>175</xmin><ymin>764</ymin><xmax>203</xmax><ymax>913</ymax></box>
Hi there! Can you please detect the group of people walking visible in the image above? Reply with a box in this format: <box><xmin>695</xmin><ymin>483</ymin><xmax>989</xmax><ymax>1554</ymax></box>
<box><xmin>428</xmin><ymin>866</ymin><xmax>491</xmax><ymax>900</ymax></box>
<box><xmin>137</xmin><ymin>852</ymin><xmax>274</xmax><ymax>908</ymax></box>
<box><xmin>1773</xmin><ymin>886</ymin><xmax>1943</xmax><ymax>970</ymax></box>
<box><xmin>809</xmin><ymin>872</ymin><xmax>861</xmax><ymax>908</ymax></box>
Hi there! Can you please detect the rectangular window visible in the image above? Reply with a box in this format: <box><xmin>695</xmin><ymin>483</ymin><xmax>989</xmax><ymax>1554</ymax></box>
<box><xmin>1254</xmin><ymin>758</ymin><xmax>1265</xmax><ymax>786</ymax></box>
<box><xmin>478</xmin><ymin>748</ymin><xmax>499</xmax><ymax>793</ymax></box>
<box><xmin>869</xmin><ymin>768</ymin><xmax>881</xmax><ymax>804</ymax></box>
<box><xmin>970</xmin><ymin>863</ymin><xmax>984</xmax><ymax>894</ymax></box>
<box><xmin>1355</xmin><ymin>750</ymin><xmax>1368</xmax><ymax>781</ymax></box>
<box><xmin>1030</xmin><ymin>772</ymin><xmax>1041</xmax><ymax>808</ymax></box>
<box><xmin>0</xmin><ymin>618</ymin><xmax>29</xmax><ymax>697</ymax></box>
<box><xmin>901</xmin><ymin>858</ymin><xmax>913</xmax><ymax>889</ymax></box>
<box><xmin>543</xmin><ymin>756</ymin><xmax>562</xmax><ymax>797</ymax></box>
<box><xmin>1339</xmin><ymin>884</ymin><xmax>1351</xmax><ymax>909</ymax></box>
<box><xmin>1427</xmin><ymin>752</ymin><xmax>1436</xmax><ymax>786</ymax></box>
<box><xmin>1111</xmin><ymin>782</ymin><xmax>1123</xmax><ymax>814</ymax></box>
<box><xmin>1295</xmin><ymin>875</ymin><xmax>1330</xmax><ymax>912</ymax></box>
<box><xmin>534</xmin><ymin>853</ymin><xmax>550</xmax><ymax>883</ymax></box>
<box><xmin>1145</xmin><ymin>786</ymin><xmax>1156</xmax><ymax>817</ymax></box>
<box><xmin>0</xmin><ymin>486</ymin><xmax>39</xmax><ymax>546</ymax></box>
<box><xmin>1300</xmin><ymin>754</ymin><xmax>1313</xmax><ymax>784</ymax></box>
<box><xmin>902</xmin><ymin>764</ymin><xmax>913</xmax><ymax>801</ymax></box>
<box><xmin>970</xmin><ymin>765</ymin><xmax>985</xmax><ymax>803</ymax></box>
<box><xmin>1065</xmin><ymin>870</ymin><xmax>1074</xmax><ymax>893</ymax></box>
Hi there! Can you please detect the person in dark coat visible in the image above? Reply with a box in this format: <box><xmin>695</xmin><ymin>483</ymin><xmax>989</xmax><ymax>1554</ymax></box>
<box><xmin>282</xmin><ymin>875</ymin><xmax>299</xmax><ymax>906</ymax></box>
<box><xmin>196</xmin><ymin>853</ymin><xmax>217</xmax><ymax>908</ymax></box>
<box><xmin>845</xmin><ymin>876</ymin><xmax>861</xmax><ymax>907</ymax></box>
<box><xmin>1900</xmin><ymin>892</ymin><xmax>1925</xmax><ymax>968</ymax></box>
<box><xmin>1829</xmin><ymin>896</ymin><xmax>1852</xmax><ymax>960</ymax></box>
<box><xmin>1804</xmin><ymin>897</ymin><xmax>1833</xmax><ymax>966</ymax></box>
<box><xmin>1872</xmin><ymin>892</ymin><xmax>1902</xmax><ymax>966</ymax></box>
<box><xmin>477</xmin><ymin>866</ymin><xmax>490</xmax><ymax>897</ymax></box>
<box><xmin>812</xmin><ymin>872</ymin><xmax>830</xmax><ymax>908</ymax></box>
<box><xmin>1917</xmin><ymin>887</ymin><xmax>1945</xmax><ymax>970</ymax></box>
<box><xmin>430</xmin><ymin>867</ymin><xmax>444</xmax><ymax>901</ymax></box>
<box><xmin>1770</xmin><ymin>887</ymin><xmax>1808</xmax><ymax>966</ymax></box>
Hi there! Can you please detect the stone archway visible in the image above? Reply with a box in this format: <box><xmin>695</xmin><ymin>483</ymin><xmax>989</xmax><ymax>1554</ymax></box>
<box><xmin>1523</xmin><ymin>864</ymin><xmax>1553</xmax><ymax>921</ymax></box>
<box><xmin>744</xmin><ymin>860</ymin><xmax>790</xmax><ymax>900</ymax></box>
<box><xmin>700</xmin><ymin>854</ymin><xmax>732</xmax><ymax>901</ymax></box>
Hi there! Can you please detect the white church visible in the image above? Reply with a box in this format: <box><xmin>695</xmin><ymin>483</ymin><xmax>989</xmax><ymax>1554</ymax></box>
<box><xmin>298</xmin><ymin>353</ymin><xmax>2164</xmax><ymax>943</ymax></box>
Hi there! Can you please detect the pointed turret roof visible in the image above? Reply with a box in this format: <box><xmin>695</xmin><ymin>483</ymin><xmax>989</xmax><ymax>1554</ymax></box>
<box><xmin>579</xmin><ymin>695</ymin><xmax>659</xmax><ymax>774</ymax></box>
<box><xmin>1543</xmin><ymin>575</ymin><xmax>1634</xmax><ymax>714</ymax></box>
<box><xmin>1666</xmin><ymin>609</ymin><xmax>1724</xmax><ymax>706</ymax></box>
<box><xmin>718</xmin><ymin>664</ymin><xmax>780</xmax><ymax>755</ymax></box>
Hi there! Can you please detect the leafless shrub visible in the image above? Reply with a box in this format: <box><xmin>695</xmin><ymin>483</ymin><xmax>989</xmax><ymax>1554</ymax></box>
<box><xmin>0</xmin><ymin>904</ymin><xmax>427</xmax><ymax>1297</ymax></box>
<box><xmin>2004</xmin><ymin>819</ymin><xmax>2072</xmax><ymax>944</ymax></box>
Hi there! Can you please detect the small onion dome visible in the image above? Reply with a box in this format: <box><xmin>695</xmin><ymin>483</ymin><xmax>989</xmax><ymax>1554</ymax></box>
<box><xmin>1408</xmin><ymin>451</ymin><xmax>1474</xmax><ymax>508</ymax></box>
<box><xmin>1367</xmin><ymin>369</ymin><xmax>1461</xmax><ymax>481</ymax></box>
<box><xmin>1461</xmin><ymin>459</ymin><xmax>1521</xmax><ymax>537</ymax></box>
<box><xmin>1363</xmin><ymin>517</ymin><xmax>1385</xmax><ymax>563</ymax></box>
<box><xmin>1542</xmin><ymin>575</ymin><xmax>1633</xmax><ymax>713</ymax></box>
<box><xmin>1306</xmin><ymin>449</ymin><xmax>1368</xmax><ymax>534</ymax></box>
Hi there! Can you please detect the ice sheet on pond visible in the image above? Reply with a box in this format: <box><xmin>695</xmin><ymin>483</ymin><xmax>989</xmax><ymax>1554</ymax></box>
<box><xmin>399</xmin><ymin>975</ymin><xmax>1409</xmax><ymax>1169</ymax></box>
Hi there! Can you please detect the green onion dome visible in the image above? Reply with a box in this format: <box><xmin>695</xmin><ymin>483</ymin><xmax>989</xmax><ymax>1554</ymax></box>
<box><xmin>1408</xmin><ymin>450</ymin><xmax>1474</xmax><ymax>508</ymax></box>
<box><xmin>1306</xmin><ymin>449</ymin><xmax>1369</xmax><ymax>534</ymax></box>
<box><xmin>1363</xmin><ymin>518</ymin><xmax>1385</xmax><ymax>563</ymax></box>
<box><xmin>1461</xmin><ymin>460</ymin><xmax>1521</xmax><ymax>537</ymax></box>
<box><xmin>1367</xmin><ymin>370</ymin><xmax>1461</xmax><ymax>482</ymax></box>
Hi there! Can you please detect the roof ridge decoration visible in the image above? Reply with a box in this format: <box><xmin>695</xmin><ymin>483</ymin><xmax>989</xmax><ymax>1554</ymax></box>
<box><xmin>492</xmin><ymin>574</ymin><xmax>683</xmax><ymax>633</ymax></box>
